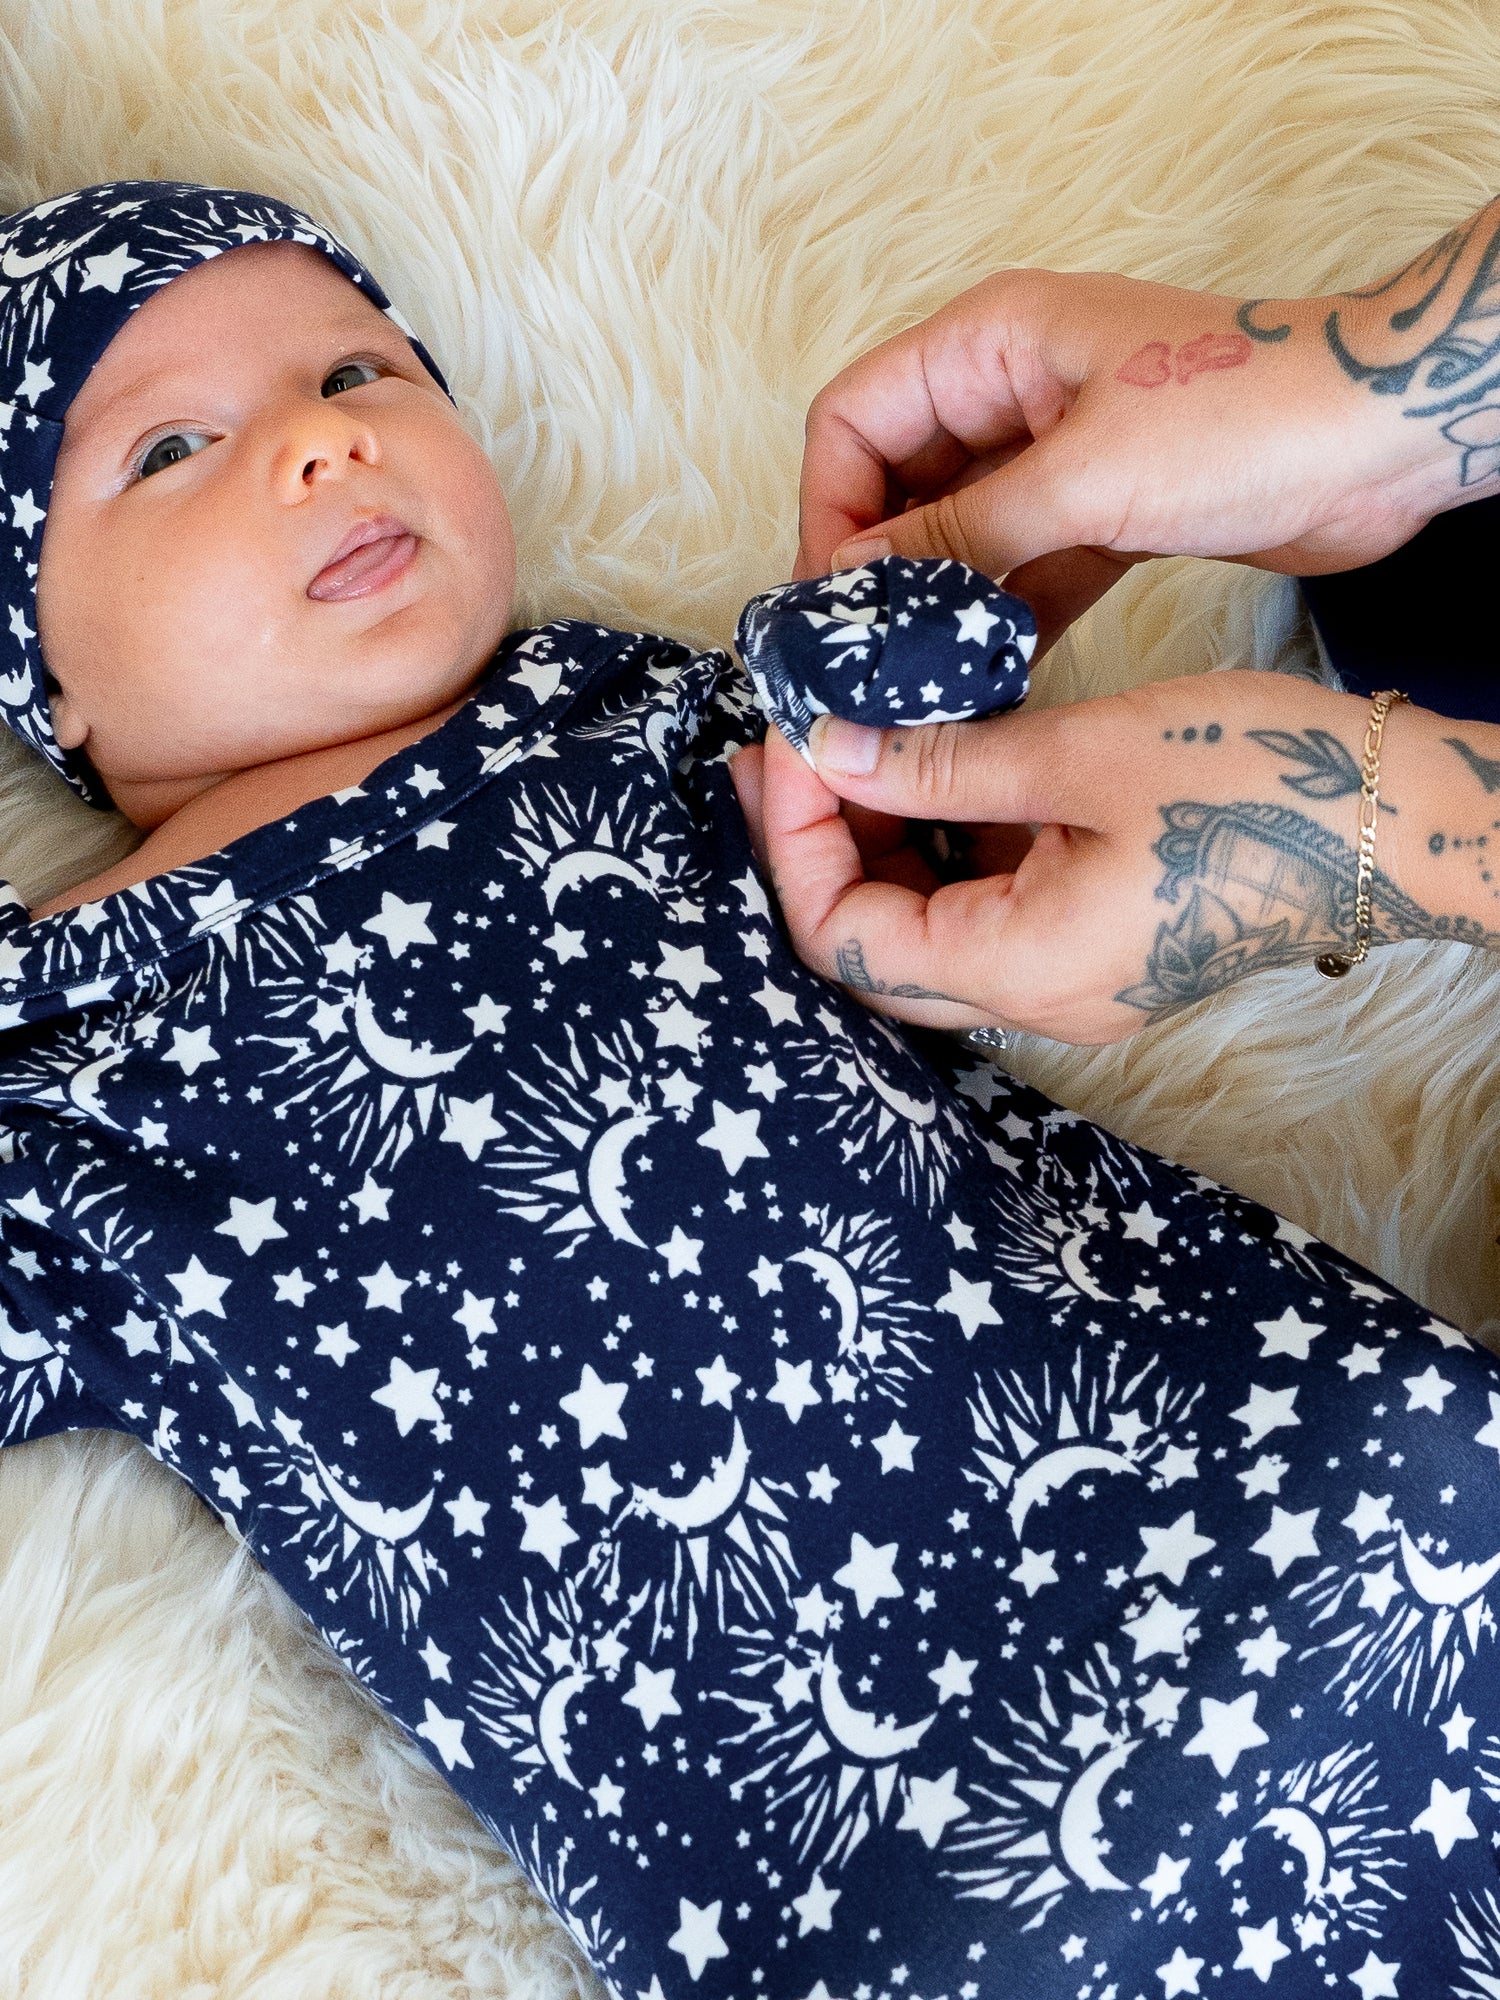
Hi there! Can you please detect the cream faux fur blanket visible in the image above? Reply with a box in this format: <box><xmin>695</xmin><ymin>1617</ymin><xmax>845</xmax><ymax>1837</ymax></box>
<box><xmin>0</xmin><ymin>1</ymin><xmax>1497</xmax><ymax>1992</ymax></box>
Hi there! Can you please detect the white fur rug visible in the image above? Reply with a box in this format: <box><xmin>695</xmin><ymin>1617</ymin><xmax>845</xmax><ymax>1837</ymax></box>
<box><xmin>1</xmin><ymin>1</ymin><xmax>1498</xmax><ymax>1992</ymax></box>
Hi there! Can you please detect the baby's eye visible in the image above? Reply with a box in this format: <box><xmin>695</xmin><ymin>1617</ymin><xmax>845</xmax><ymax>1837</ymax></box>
<box><xmin>136</xmin><ymin>431</ymin><xmax>210</xmax><ymax>480</ymax></box>
<box><xmin>322</xmin><ymin>359</ymin><xmax>383</xmax><ymax>397</ymax></box>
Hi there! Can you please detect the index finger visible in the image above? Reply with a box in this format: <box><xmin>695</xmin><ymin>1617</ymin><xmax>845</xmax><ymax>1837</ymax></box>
<box><xmin>758</xmin><ymin>724</ymin><xmax>1012</xmax><ymax>1030</ymax></box>
<box><xmin>795</xmin><ymin>292</ymin><xmax>1036</xmax><ymax>574</ymax></box>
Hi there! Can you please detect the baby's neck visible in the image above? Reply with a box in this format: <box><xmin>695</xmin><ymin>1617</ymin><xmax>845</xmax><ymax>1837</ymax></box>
<box><xmin>30</xmin><ymin>697</ymin><xmax>470</xmax><ymax>919</ymax></box>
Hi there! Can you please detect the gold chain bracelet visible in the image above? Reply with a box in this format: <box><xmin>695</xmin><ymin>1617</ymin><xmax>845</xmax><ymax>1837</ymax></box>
<box><xmin>1314</xmin><ymin>687</ymin><xmax>1409</xmax><ymax>978</ymax></box>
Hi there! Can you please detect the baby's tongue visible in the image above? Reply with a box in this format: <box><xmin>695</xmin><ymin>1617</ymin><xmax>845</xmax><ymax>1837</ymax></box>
<box><xmin>310</xmin><ymin>531</ymin><xmax>412</xmax><ymax>600</ymax></box>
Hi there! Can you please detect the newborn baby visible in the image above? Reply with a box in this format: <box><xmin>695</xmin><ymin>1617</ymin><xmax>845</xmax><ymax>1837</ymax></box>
<box><xmin>0</xmin><ymin>181</ymin><xmax>1496</xmax><ymax>2000</ymax></box>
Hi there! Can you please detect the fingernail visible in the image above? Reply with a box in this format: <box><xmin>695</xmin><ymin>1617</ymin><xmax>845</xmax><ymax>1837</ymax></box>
<box><xmin>830</xmin><ymin>534</ymin><xmax>892</xmax><ymax>571</ymax></box>
<box><xmin>809</xmin><ymin>713</ymin><xmax>881</xmax><ymax>775</ymax></box>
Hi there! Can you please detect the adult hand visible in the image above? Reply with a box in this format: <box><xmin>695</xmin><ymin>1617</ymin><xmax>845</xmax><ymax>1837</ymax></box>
<box><xmin>730</xmin><ymin>672</ymin><xmax>1500</xmax><ymax>1046</ymax></box>
<box><xmin>794</xmin><ymin>200</ymin><xmax>1500</xmax><ymax>647</ymax></box>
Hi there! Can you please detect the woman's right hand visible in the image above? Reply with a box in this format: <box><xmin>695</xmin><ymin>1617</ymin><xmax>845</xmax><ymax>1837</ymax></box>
<box><xmin>794</xmin><ymin>217</ymin><xmax>1500</xmax><ymax>646</ymax></box>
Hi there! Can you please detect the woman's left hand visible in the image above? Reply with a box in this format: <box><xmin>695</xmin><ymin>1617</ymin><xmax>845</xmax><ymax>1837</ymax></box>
<box><xmin>729</xmin><ymin>669</ymin><xmax>1498</xmax><ymax>1045</ymax></box>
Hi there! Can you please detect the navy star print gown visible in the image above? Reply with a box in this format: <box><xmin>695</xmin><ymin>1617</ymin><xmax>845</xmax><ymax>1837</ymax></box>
<box><xmin>0</xmin><ymin>559</ymin><xmax>1496</xmax><ymax>2000</ymax></box>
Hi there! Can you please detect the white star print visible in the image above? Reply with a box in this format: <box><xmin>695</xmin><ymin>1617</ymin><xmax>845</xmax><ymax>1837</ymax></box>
<box><xmin>443</xmin><ymin>1485</ymin><xmax>490</xmax><ymax>1537</ymax></box>
<box><xmin>1347</xmin><ymin>1952</ymin><xmax>1401</xmax><ymax>2000</ymax></box>
<box><xmin>589</xmin><ymin>1772</ymin><xmax>625</xmax><ymax>1817</ymax></box>
<box><xmin>767</xmin><ymin>1357</ymin><xmax>822</xmax><ymax>1423</ymax></box>
<box><xmin>1123</xmin><ymin>1597</ymin><xmax>1196</xmax><ymax>1662</ymax></box>
<box><xmin>1253</xmin><ymin>1306</ymin><xmax>1324</xmax><ymax>1361</ymax></box>
<box><xmin>580</xmin><ymin>1462</ymin><xmax>623</xmax><ymax>1511</ymax></box>
<box><xmin>370</xmin><ymin>1356</ymin><xmax>442</xmax><ymax>1436</ymax></box>
<box><xmin>1235</xmin><ymin>1625</ymin><xmax>1290</xmax><ymax>1678</ymax></box>
<box><xmin>1135</xmin><ymin>1511</ymin><xmax>1215</xmax><ymax>1587</ymax></box>
<box><xmin>79</xmin><ymin>241</ymin><xmax>144</xmax><ymax>292</ymax></box>
<box><xmin>111</xmin><ymin>1310</ymin><xmax>159</xmax><ymax>1356</ymax></box>
<box><xmin>543</xmin><ymin>923</ymin><xmax>587</xmax><ymax>964</ymax></box>
<box><xmin>1229</xmin><ymin>1383</ymin><xmax>1300</xmax><ymax>1448</ymax></box>
<box><xmin>1339</xmin><ymin>1342</ymin><xmax>1383</xmax><ymax>1380</ymax></box>
<box><xmin>793</xmin><ymin>1583</ymin><xmax>833</xmax><ymax>1636</ymax></box>
<box><xmin>7</xmin><ymin>602</ymin><xmax>35</xmax><ymax>647</ymax></box>
<box><xmin>559</xmin><ymin>1364</ymin><xmax>630</xmax><ymax>1449</ymax></box>
<box><xmin>1402</xmin><ymin>1364</ymin><xmax>1455</xmax><ymax>1413</ymax></box>
<box><xmin>1358</xmin><ymin>1563</ymin><xmax>1403</xmax><ymax>1616</ymax></box>
<box><xmin>419</xmin><ymin>1637</ymin><xmax>451</xmax><ymax>1683</ymax></box>
<box><xmin>1474</xmin><ymin>1392</ymin><xmax>1500</xmax><ymax>1457</ymax></box>
<box><xmin>1341</xmin><ymin>1490</ymin><xmax>1393</xmax><ymax>1542</ymax></box>
<box><xmin>1137</xmin><ymin>1679</ymin><xmax>1188</xmax><ymax>1731</ymax></box>
<box><xmin>872</xmin><ymin>1419</ymin><xmax>918</xmax><ymax>1473</ymax></box>
<box><xmin>1232</xmin><ymin>1917</ymin><xmax>1289</xmax><ymax>1982</ymax></box>
<box><xmin>462</xmin><ymin>993</ymin><xmax>509</xmax><ymax>1037</ymax></box>
<box><xmin>166</xmin><ymin>1254</ymin><xmax>230</xmax><ymax>1319</ymax></box>
<box><xmin>666</xmin><ymin>1897</ymin><xmax>728</xmax><ymax>1981</ymax></box>
<box><xmin>807</xmin><ymin>1464</ymin><xmax>840</xmax><ymax>1502</ymax></box>
<box><xmin>362</xmin><ymin>892</ymin><xmax>437</xmax><ymax>958</ymax></box>
<box><xmin>1440</xmin><ymin>1705</ymin><xmax>1475</xmax><ymax>1753</ymax></box>
<box><xmin>654</xmin><ymin>943</ymin><xmax>721</xmax><ymax>997</ymax></box>
<box><xmin>1249</xmin><ymin>1505</ymin><xmax>1320</xmax><ymax>1577</ymax></box>
<box><xmin>1183</xmin><ymin>1691</ymin><xmax>1268</xmax><ymax>1777</ymax></box>
<box><xmin>514</xmin><ymin>1493</ymin><xmax>579</xmax><ymax>1570</ymax></box>
<box><xmin>314</xmin><ymin>1321</ymin><xmax>359</xmax><ymax>1367</ymax></box>
<box><xmin>748</xmin><ymin>1255</ymin><xmax>783</xmax><ymax>1295</ymax></box>
<box><xmin>1010</xmin><ymin>1546</ymin><xmax>1059</xmax><ymax>1596</ymax></box>
<box><xmin>750</xmin><ymin>979</ymin><xmax>801</xmax><ymax>1027</ymax></box>
<box><xmin>696</xmin><ymin>1100</ymin><xmax>770</xmax><ymax>1176</ymax></box>
<box><xmin>623</xmin><ymin>1660</ymin><xmax>682</xmax><ymax>1732</ymax></box>
<box><xmin>934</xmin><ymin>1268</ymin><xmax>1002</xmax><ymax>1338</ymax></box>
<box><xmin>415</xmin><ymin>1699</ymin><xmax>473</xmax><ymax>1771</ymax></box>
<box><xmin>1119</xmin><ymin>1202</ymin><xmax>1167</xmax><ymax>1246</ymax></box>
<box><xmin>1410</xmin><ymin>1777</ymin><xmax>1478</xmax><ymax>1856</ymax></box>
<box><xmin>928</xmin><ymin>1649</ymin><xmax>977</xmax><ymax>1703</ymax></box>
<box><xmin>655</xmin><ymin>1226</ymin><xmax>703</xmax><ymax>1277</ymax></box>
<box><xmin>214</xmin><ymin>1195</ymin><xmax>288</xmax><ymax>1256</ymax></box>
<box><xmin>790</xmin><ymin>1870</ymin><xmax>840</xmax><ymax>1936</ymax></box>
<box><xmin>897</xmin><ymin>1767</ymin><xmax>968</xmax><ymax>1847</ymax></box>
<box><xmin>695</xmin><ymin>1354</ymin><xmax>741</xmax><ymax>1408</ymax></box>
<box><xmin>358</xmin><ymin>1262</ymin><xmax>410</xmax><ymax>1312</ymax></box>
<box><xmin>834</xmin><ymin>1532</ymin><xmax>903</xmax><ymax>1616</ymax></box>
<box><xmin>163</xmin><ymin>1025</ymin><xmax>219</xmax><ymax>1076</ymax></box>
<box><xmin>646</xmin><ymin>999</ymin><xmax>708</xmax><ymax>1054</ymax></box>
<box><xmin>1156</xmin><ymin>1946</ymin><xmax>1205</xmax><ymax>1997</ymax></box>
<box><xmin>9</xmin><ymin>489</ymin><xmax>43</xmax><ymax>537</ymax></box>
<box><xmin>18</xmin><ymin>358</ymin><xmax>53</xmax><ymax>407</ymax></box>
<box><xmin>1139</xmin><ymin>1851</ymin><xmax>1190</xmax><ymax>1908</ymax></box>
<box><xmin>953</xmin><ymin>599</ymin><xmax>1001</xmax><ymax>645</ymax></box>
<box><xmin>440</xmin><ymin>1093</ymin><xmax>505</xmax><ymax>1162</ymax></box>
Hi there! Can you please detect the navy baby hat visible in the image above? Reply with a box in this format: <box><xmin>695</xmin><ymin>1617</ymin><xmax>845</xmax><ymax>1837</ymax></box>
<box><xmin>0</xmin><ymin>180</ymin><xmax>454</xmax><ymax>807</ymax></box>
<box><xmin>735</xmin><ymin>554</ymin><xmax>1036</xmax><ymax>758</ymax></box>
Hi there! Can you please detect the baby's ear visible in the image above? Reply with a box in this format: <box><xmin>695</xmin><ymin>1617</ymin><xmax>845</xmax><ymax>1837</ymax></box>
<box><xmin>48</xmin><ymin>687</ymin><xmax>90</xmax><ymax>752</ymax></box>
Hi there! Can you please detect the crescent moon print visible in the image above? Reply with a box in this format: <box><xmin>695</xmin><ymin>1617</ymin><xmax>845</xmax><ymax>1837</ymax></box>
<box><xmin>964</xmin><ymin>1349</ymin><xmax>1205</xmax><ymax>1538</ymax></box>
<box><xmin>1224</xmin><ymin>1744</ymin><xmax>1405</xmax><ymax>1948</ymax></box>
<box><xmin>783</xmin><ymin>1007</ymin><xmax>977</xmax><ymax>1212</ymax></box>
<box><xmin>592</xmin><ymin>1418</ymin><xmax>800</xmax><ymax>1655</ymax></box>
<box><xmin>783</xmin><ymin>1207</ymin><xmax>932</xmax><ymax>1401</ymax></box>
<box><xmin>480</xmin><ymin>1023</ymin><xmax>673</xmax><ymax>1255</ymax></box>
<box><xmin>244</xmin><ymin>1419</ymin><xmax>443</xmax><ymax>1635</ymax></box>
<box><xmin>567</xmin><ymin>651</ymin><xmax>757</xmax><ymax>774</ymax></box>
<box><xmin>495</xmin><ymin>777</ymin><xmax>706</xmax><ymax>919</ymax></box>
<box><xmin>470</xmin><ymin>1578</ymin><xmax>603</xmax><ymax>1794</ymax></box>
<box><xmin>1296</xmin><ymin>1499</ymin><xmax>1500</xmax><ymax>1719</ymax></box>
<box><xmin>713</xmin><ymin>1638</ymin><xmax>946</xmax><ymax>1870</ymax></box>
<box><xmin>942</xmin><ymin>1648</ymin><xmax>1139</xmax><ymax>1921</ymax></box>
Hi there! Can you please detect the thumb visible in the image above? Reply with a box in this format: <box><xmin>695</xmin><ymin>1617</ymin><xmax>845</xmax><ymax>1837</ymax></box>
<box><xmin>831</xmin><ymin>436</ymin><xmax>1096</xmax><ymax>578</ymax></box>
<box><xmin>806</xmin><ymin>702</ymin><xmax>1089</xmax><ymax>829</ymax></box>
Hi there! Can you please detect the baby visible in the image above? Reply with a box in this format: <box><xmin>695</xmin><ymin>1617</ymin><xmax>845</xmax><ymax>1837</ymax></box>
<box><xmin>0</xmin><ymin>180</ymin><xmax>1496</xmax><ymax>2000</ymax></box>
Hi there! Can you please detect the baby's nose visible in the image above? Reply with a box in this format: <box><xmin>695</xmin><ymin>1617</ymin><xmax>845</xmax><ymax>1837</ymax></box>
<box><xmin>276</xmin><ymin>398</ymin><xmax>382</xmax><ymax>492</ymax></box>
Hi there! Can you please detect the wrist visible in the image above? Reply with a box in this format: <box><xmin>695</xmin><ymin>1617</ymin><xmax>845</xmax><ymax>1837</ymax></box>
<box><xmin>1380</xmin><ymin>701</ymin><xmax>1500</xmax><ymax>947</ymax></box>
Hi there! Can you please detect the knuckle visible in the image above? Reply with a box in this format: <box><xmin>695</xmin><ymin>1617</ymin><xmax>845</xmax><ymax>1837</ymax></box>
<box><xmin>924</xmin><ymin>491</ymin><xmax>972</xmax><ymax>564</ymax></box>
<box><xmin>906</xmin><ymin>720</ymin><xmax>964</xmax><ymax>809</ymax></box>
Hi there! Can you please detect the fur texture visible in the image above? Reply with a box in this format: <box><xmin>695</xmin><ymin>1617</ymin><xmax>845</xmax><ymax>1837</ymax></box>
<box><xmin>0</xmin><ymin>0</ymin><xmax>1496</xmax><ymax>1990</ymax></box>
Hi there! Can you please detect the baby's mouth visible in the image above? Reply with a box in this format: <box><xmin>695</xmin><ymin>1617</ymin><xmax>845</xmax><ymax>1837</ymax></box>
<box><xmin>308</xmin><ymin>517</ymin><xmax>419</xmax><ymax>602</ymax></box>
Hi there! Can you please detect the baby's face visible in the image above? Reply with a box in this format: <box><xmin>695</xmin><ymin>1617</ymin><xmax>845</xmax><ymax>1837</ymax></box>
<box><xmin>36</xmin><ymin>241</ymin><xmax>514</xmax><ymax>822</ymax></box>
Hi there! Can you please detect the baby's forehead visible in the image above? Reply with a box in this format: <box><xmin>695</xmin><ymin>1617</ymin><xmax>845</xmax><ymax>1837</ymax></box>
<box><xmin>70</xmin><ymin>242</ymin><xmax>402</xmax><ymax>428</ymax></box>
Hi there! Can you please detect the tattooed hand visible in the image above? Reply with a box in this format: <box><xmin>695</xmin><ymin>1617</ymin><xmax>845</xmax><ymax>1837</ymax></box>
<box><xmin>795</xmin><ymin>201</ymin><xmax>1500</xmax><ymax>649</ymax></box>
<box><xmin>730</xmin><ymin>675</ymin><xmax>1500</xmax><ymax>1045</ymax></box>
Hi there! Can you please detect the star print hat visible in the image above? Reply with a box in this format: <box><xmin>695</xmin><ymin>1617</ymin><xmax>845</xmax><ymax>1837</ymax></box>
<box><xmin>0</xmin><ymin>179</ymin><xmax>454</xmax><ymax>807</ymax></box>
<box><xmin>734</xmin><ymin>554</ymin><xmax>1037</xmax><ymax>761</ymax></box>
